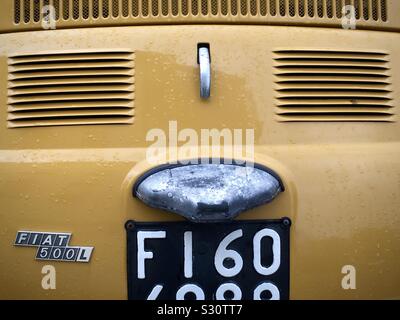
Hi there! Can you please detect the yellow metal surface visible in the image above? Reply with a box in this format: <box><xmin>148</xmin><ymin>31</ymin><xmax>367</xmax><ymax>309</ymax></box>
<box><xmin>0</xmin><ymin>25</ymin><xmax>399</xmax><ymax>299</ymax></box>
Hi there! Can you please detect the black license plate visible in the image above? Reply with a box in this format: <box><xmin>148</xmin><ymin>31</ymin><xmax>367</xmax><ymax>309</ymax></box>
<box><xmin>126</xmin><ymin>218</ymin><xmax>291</xmax><ymax>300</ymax></box>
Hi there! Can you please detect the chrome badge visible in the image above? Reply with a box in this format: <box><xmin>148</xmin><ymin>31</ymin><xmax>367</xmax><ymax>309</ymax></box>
<box><xmin>14</xmin><ymin>231</ymin><xmax>94</xmax><ymax>263</ymax></box>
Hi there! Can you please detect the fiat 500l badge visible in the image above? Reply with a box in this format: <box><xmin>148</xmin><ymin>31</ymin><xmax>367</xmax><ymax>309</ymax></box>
<box><xmin>14</xmin><ymin>231</ymin><xmax>94</xmax><ymax>263</ymax></box>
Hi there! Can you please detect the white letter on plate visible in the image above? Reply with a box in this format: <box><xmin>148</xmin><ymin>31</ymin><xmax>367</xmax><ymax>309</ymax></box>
<box><xmin>214</xmin><ymin>229</ymin><xmax>243</xmax><ymax>277</ymax></box>
<box><xmin>76</xmin><ymin>247</ymin><xmax>94</xmax><ymax>262</ymax></box>
<box><xmin>253</xmin><ymin>228</ymin><xmax>281</xmax><ymax>275</ymax></box>
<box><xmin>184</xmin><ymin>231</ymin><xmax>193</xmax><ymax>278</ymax></box>
<box><xmin>253</xmin><ymin>282</ymin><xmax>280</xmax><ymax>300</ymax></box>
<box><xmin>147</xmin><ymin>284</ymin><xmax>163</xmax><ymax>300</ymax></box>
<box><xmin>16</xmin><ymin>232</ymin><xmax>29</xmax><ymax>245</ymax></box>
<box><xmin>176</xmin><ymin>284</ymin><xmax>205</xmax><ymax>300</ymax></box>
<box><xmin>137</xmin><ymin>231</ymin><xmax>166</xmax><ymax>279</ymax></box>
<box><xmin>215</xmin><ymin>282</ymin><xmax>242</xmax><ymax>300</ymax></box>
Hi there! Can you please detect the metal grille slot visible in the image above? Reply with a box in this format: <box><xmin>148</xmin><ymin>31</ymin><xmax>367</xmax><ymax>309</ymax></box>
<box><xmin>273</xmin><ymin>49</ymin><xmax>394</xmax><ymax>122</ymax></box>
<box><xmin>14</xmin><ymin>0</ymin><xmax>389</xmax><ymax>24</ymax></box>
<box><xmin>7</xmin><ymin>50</ymin><xmax>135</xmax><ymax>128</ymax></box>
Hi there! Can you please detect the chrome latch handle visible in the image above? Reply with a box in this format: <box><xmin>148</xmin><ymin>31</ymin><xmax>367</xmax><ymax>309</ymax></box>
<box><xmin>198</xmin><ymin>45</ymin><xmax>211</xmax><ymax>99</ymax></box>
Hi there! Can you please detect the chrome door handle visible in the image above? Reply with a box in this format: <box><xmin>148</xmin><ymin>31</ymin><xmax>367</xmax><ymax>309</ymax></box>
<box><xmin>198</xmin><ymin>46</ymin><xmax>211</xmax><ymax>99</ymax></box>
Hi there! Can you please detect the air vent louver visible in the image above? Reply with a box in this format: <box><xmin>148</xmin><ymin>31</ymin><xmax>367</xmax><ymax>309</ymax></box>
<box><xmin>274</xmin><ymin>49</ymin><xmax>394</xmax><ymax>122</ymax></box>
<box><xmin>7</xmin><ymin>50</ymin><xmax>135</xmax><ymax>128</ymax></box>
<box><xmin>13</xmin><ymin>0</ymin><xmax>389</xmax><ymax>24</ymax></box>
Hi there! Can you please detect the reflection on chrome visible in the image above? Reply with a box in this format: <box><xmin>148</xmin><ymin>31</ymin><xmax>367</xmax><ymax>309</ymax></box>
<box><xmin>134</xmin><ymin>163</ymin><xmax>282</xmax><ymax>223</ymax></box>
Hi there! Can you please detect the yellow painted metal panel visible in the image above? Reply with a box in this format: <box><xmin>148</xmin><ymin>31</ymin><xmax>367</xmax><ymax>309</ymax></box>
<box><xmin>0</xmin><ymin>25</ymin><xmax>399</xmax><ymax>299</ymax></box>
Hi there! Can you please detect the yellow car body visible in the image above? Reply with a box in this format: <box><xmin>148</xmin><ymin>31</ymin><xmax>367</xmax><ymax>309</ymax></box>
<box><xmin>0</xmin><ymin>0</ymin><xmax>399</xmax><ymax>299</ymax></box>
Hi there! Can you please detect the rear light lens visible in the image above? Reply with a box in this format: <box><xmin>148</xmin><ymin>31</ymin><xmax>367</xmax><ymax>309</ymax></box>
<box><xmin>133</xmin><ymin>163</ymin><xmax>283</xmax><ymax>223</ymax></box>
